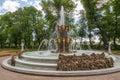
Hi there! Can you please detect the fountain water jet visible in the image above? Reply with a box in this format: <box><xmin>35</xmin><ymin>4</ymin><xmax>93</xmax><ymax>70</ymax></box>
<box><xmin>38</xmin><ymin>39</ymin><xmax>49</xmax><ymax>51</ymax></box>
<box><xmin>59</xmin><ymin>6</ymin><xmax>65</xmax><ymax>26</ymax></box>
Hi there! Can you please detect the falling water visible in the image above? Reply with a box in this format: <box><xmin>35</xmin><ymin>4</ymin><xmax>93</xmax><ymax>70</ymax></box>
<box><xmin>48</xmin><ymin>38</ymin><xmax>55</xmax><ymax>50</ymax></box>
<box><xmin>38</xmin><ymin>39</ymin><xmax>49</xmax><ymax>51</ymax></box>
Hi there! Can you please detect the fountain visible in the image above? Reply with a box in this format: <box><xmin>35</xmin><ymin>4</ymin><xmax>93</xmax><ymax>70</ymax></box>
<box><xmin>2</xmin><ymin>6</ymin><xmax>120</xmax><ymax>76</ymax></box>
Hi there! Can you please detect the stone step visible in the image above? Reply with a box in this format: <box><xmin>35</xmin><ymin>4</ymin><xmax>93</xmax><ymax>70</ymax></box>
<box><xmin>21</xmin><ymin>54</ymin><xmax>58</xmax><ymax>64</ymax></box>
<box><xmin>15</xmin><ymin>58</ymin><xmax>57</xmax><ymax>70</ymax></box>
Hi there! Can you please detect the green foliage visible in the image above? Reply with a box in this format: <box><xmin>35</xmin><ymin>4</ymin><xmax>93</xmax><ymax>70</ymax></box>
<box><xmin>81</xmin><ymin>0</ymin><xmax>120</xmax><ymax>50</ymax></box>
<box><xmin>0</xmin><ymin>0</ymin><xmax>75</xmax><ymax>49</ymax></box>
<box><xmin>41</xmin><ymin>0</ymin><xmax>75</xmax><ymax>30</ymax></box>
<box><xmin>0</xmin><ymin>6</ymin><xmax>44</xmax><ymax>48</ymax></box>
<box><xmin>0</xmin><ymin>0</ymin><xmax>120</xmax><ymax>50</ymax></box>
<box><xmin>0</xmin><ymin>54</ymin><xmax>10</xmax><ymax>57</ymax></box>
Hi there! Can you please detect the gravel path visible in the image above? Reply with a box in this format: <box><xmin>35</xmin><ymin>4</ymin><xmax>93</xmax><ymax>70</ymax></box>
<box><xmin>0</xmin><ymin>56</ymin><xmax>120</xmax><ymax>80</ymax></box>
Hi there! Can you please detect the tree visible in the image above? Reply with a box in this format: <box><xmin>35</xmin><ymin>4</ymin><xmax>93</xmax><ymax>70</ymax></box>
<box><xmin>80</xmin><ymin>0</ymin><xmax>111</xmax><ymax>51</ymax></box>
<box><xmin>0</xmin><ymin>6</ymin><xmax>44</xmax><ymax>48</ymax></box>
<box><xmin>110</xmin><ymin>0</ymin><xmax>120</xmax><ymax>49</ymax></box>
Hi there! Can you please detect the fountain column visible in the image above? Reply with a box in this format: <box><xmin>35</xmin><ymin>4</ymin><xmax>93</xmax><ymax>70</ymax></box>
<box><xmin>54</xmin><ymin>6</ymin><xmax>72</xmax><ymax>53</ymax></box>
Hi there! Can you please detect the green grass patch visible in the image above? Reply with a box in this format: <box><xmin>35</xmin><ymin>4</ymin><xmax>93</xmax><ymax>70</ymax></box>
<box><xmin>0</xmin><ymin>48</ymin><xmax>37</xmax><ymax>52</ymax></box>
<box><xmin>0</xmin><ymin>54</ymin><xmax>11</xmax><ymax>57</ymax></box>
<box><xmin>112</xmin><ymin>50</ymin><xmax>120</xmax><ymax>55</ymax></box>
<box><xmin>0</xmin><ymin>48</ymin><xmax>20</xmax><ymax>52</ymax></box>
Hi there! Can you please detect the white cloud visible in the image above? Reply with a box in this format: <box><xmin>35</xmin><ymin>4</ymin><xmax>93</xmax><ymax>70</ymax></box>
<box><xmin>33</xmin><ymin>1</ymin><xmax>42</xmax><ymax>11</ymax></box>
<box><xmin>27</xmin><ymin>0</ymin><xmax>42</xmax><ymax>10</ymax></box>
<box><xmin>28</xmin><ymin>1</ymin><xmax>34</xmax><ymax>5</ymax></box>
<box><xmin>0</xmin><ymin>6</ymin><xmax>1</xmax><ymax>11</ymax></box>
<box><xmin>0</xmin><ymin>0</ymin><xmax>83</xmax><ymax>17</ymax></box>
<box><xmin>21</xmin><ymin>0</ymin><xmax>28</xmax><ymax>2</ymax></box>
<box><xmin>1</xmin><ymin>0</ymin><xmax>20</xmax><ymax>12</ymax></box>
<box><xmin>0</xmin><ymin>6</ymin><xmax>3</xmax><ymax>15</ymax></box>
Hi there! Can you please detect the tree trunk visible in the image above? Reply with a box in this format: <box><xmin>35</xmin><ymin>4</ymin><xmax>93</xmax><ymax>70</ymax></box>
<box><xmin>98</xmin><ymin>26</ymin><xmax>108</xmax><ymax>51</ymax></box>
<box><xmin>113</xmin><ymin>1</ymin><xmax>118</xmax><ymax>49</ymax></box>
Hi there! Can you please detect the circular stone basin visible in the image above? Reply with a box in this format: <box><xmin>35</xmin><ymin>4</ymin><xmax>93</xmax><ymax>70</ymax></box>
<box><xmin>2</xmin><ymin>50</ymin><xmax>120</xmax><ymax>76</ymax></box>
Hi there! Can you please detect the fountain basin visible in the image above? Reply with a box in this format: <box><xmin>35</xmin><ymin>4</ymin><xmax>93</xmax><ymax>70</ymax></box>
<box><xmin>2</xmin><ymin>50</ymin><xmax>120</xmax><ymax>76</ymax></box>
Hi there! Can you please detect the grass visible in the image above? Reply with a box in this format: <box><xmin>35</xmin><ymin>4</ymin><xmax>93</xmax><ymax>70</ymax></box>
<box><xmin>0</xmin><ymin>48</ymin><xmax>20</xmax><ymax>52</ymax></box>
<box><xmin>0</xmin><ymin>48</ymin><xmax>37</xmax><ymax>52</ymax></box>
<box><xmin>0</xmin><ymin>54</ymin><xmax>11</xmax><ymax>57</ymax></box>
<box><xmin>112</xmin><ymin>50</ymin><xmax>120</xmax><ymax>55</ymax></box>
<box><xmin>0</xmin><ymin>48</ymin><xmax>20</xmax><ymax>57</ymax></box>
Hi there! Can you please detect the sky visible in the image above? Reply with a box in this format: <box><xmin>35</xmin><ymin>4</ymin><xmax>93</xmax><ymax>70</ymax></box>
<box><xmin>0</xmin><ymin>0</ymin><xmax>84</xmax><ymax>17</ymax></box>
<box><xmin>0</xmin><ymin>0</ymin><xmax>43</xmax><ymax>15</ymax></box>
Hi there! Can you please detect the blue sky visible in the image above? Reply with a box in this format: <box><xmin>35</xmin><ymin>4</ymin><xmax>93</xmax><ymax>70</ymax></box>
<box><xmin>0</xmin><ymin>0</ymin><xmax>84</xmax><ymax>18</ymax></box>
<box><xmin>0</xmin><ymin>0</ymin><xmax>42</xmax><ymax>15</ymax></box>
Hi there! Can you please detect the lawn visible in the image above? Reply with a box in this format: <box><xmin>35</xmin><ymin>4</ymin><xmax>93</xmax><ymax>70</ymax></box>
<box><xmin>112</xmin><ymin>50</ymin><xmax>120</xmax><ymax>55</ymax></box>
